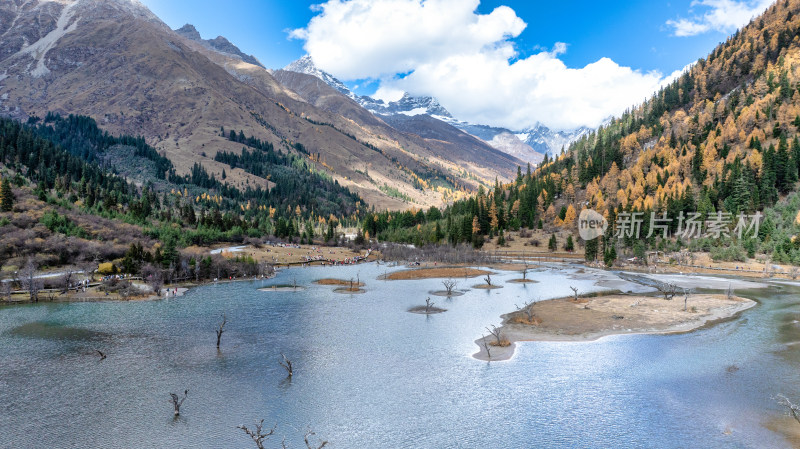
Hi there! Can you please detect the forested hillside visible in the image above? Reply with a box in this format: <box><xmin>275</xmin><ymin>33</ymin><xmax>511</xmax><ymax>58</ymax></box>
<box><xmin>0</xmin><ymin>114</ymin><xmax>362</xmax><ymax>269</ymax></box>
<box><xmin>366</xmin><ymin>0</ymin><xmax>800</xmax><ymax>265</ymax></box>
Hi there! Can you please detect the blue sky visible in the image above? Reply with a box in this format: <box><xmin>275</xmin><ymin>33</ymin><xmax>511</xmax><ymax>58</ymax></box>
<box><xmin>140</xmin><ymin>0</ymin><xmax>773</xmax><ymax>130</ymax></box>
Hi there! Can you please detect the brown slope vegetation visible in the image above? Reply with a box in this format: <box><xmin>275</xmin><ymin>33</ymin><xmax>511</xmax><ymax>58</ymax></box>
<box><xmin>0</xmin><ymin>0</ymin><xmax>521</xmax><ymax>210</ymax></box>
<box><xmin>0</xmin><ymin>181</ymin><xmax>154</xmax><ymax>270</ymax></box>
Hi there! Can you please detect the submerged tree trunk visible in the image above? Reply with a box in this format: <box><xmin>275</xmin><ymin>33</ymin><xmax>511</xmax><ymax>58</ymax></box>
<box><xmin>170</xmin><ymin>390</ymin><xmax>188</xmax><ymax>416</ymax></box>
<box><xmin>216</xmin><ymin>313</ymin><xmax>227</xmax><ymax>349</ymax></box>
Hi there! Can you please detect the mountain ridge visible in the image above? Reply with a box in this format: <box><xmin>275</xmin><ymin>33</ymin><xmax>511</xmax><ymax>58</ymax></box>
<box><xmin>0</xmin><ymin>0</ymin><xmax>525</xmax><ymax>210</ymax></box>
<box><xmin>281</xmin><ymin>55</ymin><xmax>587</xmax><ymax>162</ymax></box>
<box><xmin>175</xmin><ymin>23</ymin><xmax>265</xmax><ymax>69</ymax></box>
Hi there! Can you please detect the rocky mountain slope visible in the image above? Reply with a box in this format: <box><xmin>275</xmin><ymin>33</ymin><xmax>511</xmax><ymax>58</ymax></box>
<box><xmin>175</xmin><ymin>23</ymin><xmax>264</xmax><ymax>68</ymax></box>
<box><xmin>0</xmin><ymin>0</ymin><xmax>522</xmax><ymax>210</ymax></box>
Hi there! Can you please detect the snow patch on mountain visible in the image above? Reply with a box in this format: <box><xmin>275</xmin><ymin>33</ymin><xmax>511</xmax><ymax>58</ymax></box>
<box><xmin>284</xmin><ymin>55</ymin><xmax>352</xmax><ymax>97</ymax></box>
<box><xmin>518</xmin><ymin>124</ymin><xmax>593</xmax><ymax>156</ymax></box>
<box><xmin>400</xmin><ymin>107</ymin><xmax>428</xmax><ymax>116</ymax></box>
<box><xmin>17</xmin><ymin>0</ymin><xmax>80</xmax><ymax>77</ymax></box>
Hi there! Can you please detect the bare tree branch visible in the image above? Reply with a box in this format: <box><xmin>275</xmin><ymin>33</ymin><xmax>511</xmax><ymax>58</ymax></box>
<box><xmin>655</xmin><ymin>282</ymin><xmax>677</xmax><ymax>301</ymax></box>
<box><xmin>515</xmin><ymin>299</ymin><xmax>537</xmax><ymax>323</ymax></box>
<box><xmin>442</xmin><ymin>278</ymin><xmax>457</xmax><ymax>295</ymax></box>
<box><xmin>481</xmin><ymin>334</ymin><xmax>491</xmax><ymax>360</ymax></box>
<box><xmin>216</xmin><ymin>313</ymin><xmax>227</xmax><ymax>349</ymax></box>
<box><xmin>19</xmin><ymin>259</ymin><xmax>42</xmax><ymax>302</ymax></box>
<box><xmin>279</xmin><ymin>353</ymin><xmax>293</xmax><ymax>377</ymax></box>
<box><xmin>775</xmin><ymin>394</ymin><xmax>800</xmax><ymax>424</ymax></box>
<box><xmin>682</xmin><ymin>287</ymin><xmax>695</xmax><ymax>311</ymax></box>
<box><xmin>170</xmin><ymin>389</ymin><xmax>188</xmax><ymax>416</ymax></box>
<box><xmin>304</xmin><ymin>428</ymin><xmax>329</xmax><ymax>449</ymax></box>
<box><xmin>237</xmin><ymin>419</ymin><xmax>275</xmax><ymax>449</ymax></box>
<box><xmin>486</xmin><ymin>325</ymin><xmax>503</xmax><ymax>345</ymax></box>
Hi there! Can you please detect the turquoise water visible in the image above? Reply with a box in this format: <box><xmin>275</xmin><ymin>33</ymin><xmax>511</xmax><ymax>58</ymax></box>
<box><xmin>0</xmin><ymin>263</ymin><xmax>797</xmax><ymax>448</ymax></box>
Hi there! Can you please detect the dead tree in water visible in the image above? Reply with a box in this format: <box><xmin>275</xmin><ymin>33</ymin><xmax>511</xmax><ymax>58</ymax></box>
<box><xmin>521</xmin><ymin>261</ymin><xmax>530</xmax><ymax>280</ymax></box>
<box><xmin>726</xmin><ymin>283</ymin><xmax>735</xmax><ymax>300</ymax></box>
<box><xmin>484</xmin><ymin>274</ymin><xmax>492</xmax><ymax>286</ymax></box>
<box><xmin>170</xmin><ymin>390</ymin><xmax>188</xmax><ymax>416</ymax></box>
<box><xmin>96</xmin><ymin>349</ymin><xmax>106</xmax><ymax>360</ymax></box>
<box><xmin>425</xmin><ymin>297</ymin><xmax>435</xmax><ymax>313</ymax></box>
<box><xmin>442</xmin><ymin>278</ymin><xmax>457</xmax><ymax>295</ymax></box>
<box><xmin>216</xmin><ymin>313</ymin><xmax>227</xmax><ymax>349</ymax></box>
<box><xmin>486</xmin><ymin>325</ymin><xmax>503</xmax><ymax>345</ymax></box>
<box><xmin>481</xmin><ymin>334</ymin><xmax>491</xmax><ymax>359</ymax></box>
<box><xmin>569</xmin><ymin>285</ymin><xmax>579</xmax><ymax>301</ymax></box>
<box><xmin>279</xmin><ymin>353</ymin><xmax>293</xmax><ymax>377</ymax></box>
<box><xmin>775</xmin><ymin>394</ymin><xmax>800</xmax><ymax>424</ymax></box>
<box><xmin>238</xmin><ymin>419</ymin><xmax>275</xmax><ymax>449</ymax></box>
<box><xmin>304</xmin><ymin>429</ymin><xmax>329</xmax><ymax>449</ymax></box>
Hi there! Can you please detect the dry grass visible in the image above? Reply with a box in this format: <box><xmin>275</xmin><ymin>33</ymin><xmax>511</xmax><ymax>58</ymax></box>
<box><xmin>386</xmin><ymin>267</ymin><xmax>490</xmax><ymax>280</ymax></box>
<box><xmin>504</xmin><ymin>294</ymin><xmax>752</xmax><ymax>336</ymax></box>
<box><xmin>488</xmin><ymin>339</ymin><xmax>511</xmax><ymax>347</ymax></box>
<box><xmin>186</xmin><ymin>244</ymin><xmax>368</xmax><ymax>266</ymax></box>
<box><xmin>315</xmin><ymin>278</ymin><xmax>365</xmax><ymax>287</ymax></box>
<box><xmin>507</xmin><ymin>314</ymin><xmax>541</xmax><ymax>326</ymax></box>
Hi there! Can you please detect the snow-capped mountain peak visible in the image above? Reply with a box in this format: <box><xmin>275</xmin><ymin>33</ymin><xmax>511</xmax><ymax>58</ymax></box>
<box><xmin>283</xmin><ymin>55</ymin><xmax>353</xmax><ymax>97</ymax></box>
<box><xmin>280</xmin><ymin>55</ymin><xmax>592</xmax><ymax>160</ymax></box>
<box><xmin>283</xmin><ymin>56</ymin><xmax>452</xmax><ymax>118</ymax></box>
<box><xmin>518</xmin><ymin>123</ymin><xmax>593</xmax><ymax>156</ymax></box>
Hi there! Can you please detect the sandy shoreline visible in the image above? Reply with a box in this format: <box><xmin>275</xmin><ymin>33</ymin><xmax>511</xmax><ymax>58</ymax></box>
<box><xmin>473</xmin><ymin>293</ymin><xmax>757</xmax><ymax>361</ymax></box>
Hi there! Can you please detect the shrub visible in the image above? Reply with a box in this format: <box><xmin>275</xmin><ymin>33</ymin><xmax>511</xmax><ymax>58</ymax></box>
<box><xmin>97</xmin><ymin>262</ymin><xmax>118</xmax><ymax>275</ymax></box>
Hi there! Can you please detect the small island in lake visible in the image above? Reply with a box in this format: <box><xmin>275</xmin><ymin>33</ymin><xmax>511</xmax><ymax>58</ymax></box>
<box><xmin>315</xmin><ymin>278</ymin><xmax>366</xmax><ymax>294</ymax></box>
<box><xmin>473</xmin><ymin>292</ymin><xmax>756</xmax><ymax>361</ymax></box>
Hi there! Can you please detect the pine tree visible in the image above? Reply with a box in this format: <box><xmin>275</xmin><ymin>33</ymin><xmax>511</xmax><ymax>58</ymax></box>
<box><xmin>0</xmin><ymin>178</ymin><xmax>13</xmax><ymax>212</ymax></box>
<box><xmin>585</xmin><ymin>237</ymin><xmax>598</xmax><ymax>262</ymax></box>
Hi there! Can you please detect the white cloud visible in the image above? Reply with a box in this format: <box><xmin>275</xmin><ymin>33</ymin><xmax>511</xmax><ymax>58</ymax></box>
<box><xmin>373</xmin><ymin>85</ymin><xmax>405</xmax><ymax>103</ymax></box>
<box><xmin>666</xmin><ymin>0</ymin><xmax>773</xmax><ymax>37</ymax></box>
<box><xmin>291</xmin><ymin>0</ymin><xmax>678</xmax><ymax>130</ymax></box>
